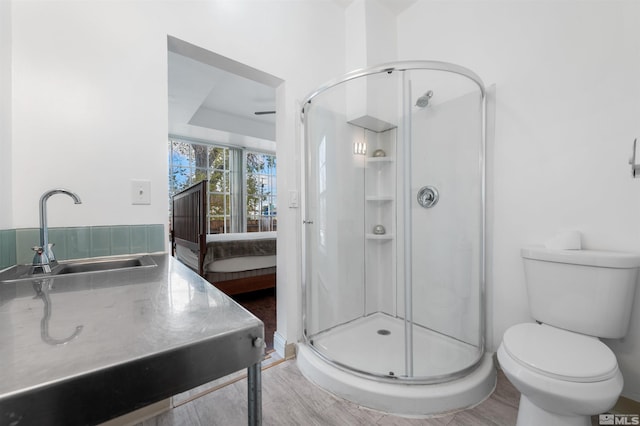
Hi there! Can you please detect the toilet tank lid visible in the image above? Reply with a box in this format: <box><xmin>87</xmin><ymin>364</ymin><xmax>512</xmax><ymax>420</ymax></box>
<box><xmin>521</xmin><ymin>246</ymin><xmax>640</xmax><ymax>268</ymax></box>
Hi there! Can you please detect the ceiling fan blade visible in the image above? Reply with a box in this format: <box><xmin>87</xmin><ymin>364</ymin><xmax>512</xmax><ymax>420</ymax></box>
<box><xmin>254</xmin><ymin>111</ymin><xmax>276</xmax><ymax>115</ymax></box>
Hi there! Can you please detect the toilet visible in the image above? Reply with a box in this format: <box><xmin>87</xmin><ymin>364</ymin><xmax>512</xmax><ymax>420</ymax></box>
<box><xmin>497</xmin><ymin>246</ymin><xmax>640</xmax><ymax>426</ymax></box>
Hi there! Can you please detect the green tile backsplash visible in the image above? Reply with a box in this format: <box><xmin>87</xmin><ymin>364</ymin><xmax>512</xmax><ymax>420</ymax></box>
<box><xmin>0</xmin><ymin>225</ymin><xmax>166</xmax><ymax>267</ymax></box>
<box><xmin>90</xmin><ymin>227</ymin><xmax>112</xmax><ymax>258</ymax></box>
<box><xmin>15</xmin><ymin>229</ymin><xmax>39</xmax><ymax>264</ymax></box>
<box><xmin>0</xmin><ymin>229</ymin><xmax>17</xmax><ymax>269</ymax></box>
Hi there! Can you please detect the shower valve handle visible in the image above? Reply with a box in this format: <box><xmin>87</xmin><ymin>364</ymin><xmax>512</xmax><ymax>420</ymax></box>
<box><xmin>417</xmin><ymin>186</ymin><xmax>439</xmax><ymax>208</ymax></box>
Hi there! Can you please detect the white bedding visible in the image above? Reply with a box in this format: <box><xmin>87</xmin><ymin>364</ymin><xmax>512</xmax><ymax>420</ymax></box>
<box><xmin>176</xmin><ymin>231</ymin><xmax>277</xmax><ymax>273</ymax></box>
<box><xmin>206</xmin><ymin>231</ymin><xmax>276</xmax><ymax>243</ymax></box>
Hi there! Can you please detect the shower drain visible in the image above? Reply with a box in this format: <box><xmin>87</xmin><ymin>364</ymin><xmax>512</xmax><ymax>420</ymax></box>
<box><xmin>377</xmin><ymin>329</ymin><xmax>391</xmax><ymax>335</ymax></box>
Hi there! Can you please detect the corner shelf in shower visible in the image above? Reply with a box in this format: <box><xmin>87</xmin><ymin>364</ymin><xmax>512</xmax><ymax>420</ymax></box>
<box><xmin>365</xmin><ymin>195</ymin><xmax>394</xmax><ymax>202</ymax></box>
<box><xmin>362</xmin><ymin>124</ymin><xmax>397</xmax><ymax>319</ymax></box>
<box><xmin>366</xmin><ymin>157</ymin><xmax>394</xmax><ymax>164</ymax></box>
<box><xmin>365</xmin><ymin>233</ymin><xmax>395</xmax><ymax>241</ymax></box>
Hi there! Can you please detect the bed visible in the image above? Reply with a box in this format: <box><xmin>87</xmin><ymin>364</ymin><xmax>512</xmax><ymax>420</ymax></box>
<box><xmin>171</xmin><ymin>180</ymin><xmax>276</xmax><ymax>296</ymax></box>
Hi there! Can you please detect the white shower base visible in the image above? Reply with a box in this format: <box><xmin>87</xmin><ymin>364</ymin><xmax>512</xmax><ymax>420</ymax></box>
<box><xmin>297</xmin><ymin>313</ymin><xmax>496</xmax><ymax>416</ymax></box>
<box><xmin>310</xmin><ymin>313</ymin><xmax>480</xmax><ymax>378</ymax></box>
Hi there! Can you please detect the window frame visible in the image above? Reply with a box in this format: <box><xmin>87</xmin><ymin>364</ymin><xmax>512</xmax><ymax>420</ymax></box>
<box><xmin>169</xmin><ymin>137</ymin><xmax>276</xmax><ymax>234</ymax></box>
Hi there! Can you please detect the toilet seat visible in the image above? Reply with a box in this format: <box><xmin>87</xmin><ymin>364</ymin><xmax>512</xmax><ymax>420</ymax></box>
<box><xmin>502</xmin><ymin>323</ymin><xmax>618</xmax><ymax>383</ymax></box>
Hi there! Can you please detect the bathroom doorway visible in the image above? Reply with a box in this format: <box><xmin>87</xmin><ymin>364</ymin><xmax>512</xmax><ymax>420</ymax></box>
<box><xmin>167</xmin><ymin>35</ymin><xmax>282</xmax><ymax>351</ymax></box>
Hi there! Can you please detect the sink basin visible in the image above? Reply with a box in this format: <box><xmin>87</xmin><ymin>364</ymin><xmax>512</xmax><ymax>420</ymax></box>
<box><xmin>55</xmin><ymin>256</ymin><xmax>156</xmax><ymax>275</ymax></box>
<box><xmin>0</xmin><ymin>255</ymin><xmax>157</xmax><ymax>282</ymax></box>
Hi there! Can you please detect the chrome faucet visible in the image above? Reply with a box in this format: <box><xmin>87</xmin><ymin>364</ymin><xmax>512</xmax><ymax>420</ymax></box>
<box><xmin>32</xmin><ymin>189</ymin><xmax>82</xmax><ymax>273</ymax></box>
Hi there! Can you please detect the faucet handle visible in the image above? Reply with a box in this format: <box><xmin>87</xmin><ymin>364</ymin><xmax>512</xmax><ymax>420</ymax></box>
<box><xmin>31</xmin><ymin>246</ymin><xmax>51</xmax><ymax>274</ymax></box>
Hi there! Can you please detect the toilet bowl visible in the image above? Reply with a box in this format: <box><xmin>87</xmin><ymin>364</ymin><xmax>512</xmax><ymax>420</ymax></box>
<box><xmin>497</xmin><ymin>323</ymin><xmax>623</xmax><ymax>426</ymax></box>
<box><xmin>498</xmin><ymin>246</ymin><xmax>640</xmax><ymax>426</ymax></box>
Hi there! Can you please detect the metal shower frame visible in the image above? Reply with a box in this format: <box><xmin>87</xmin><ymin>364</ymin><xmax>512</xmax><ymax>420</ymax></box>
<box><xmin>299</xmin><ymin>60</ymin><xmax>487</xmax><ymax>384</ymax></box>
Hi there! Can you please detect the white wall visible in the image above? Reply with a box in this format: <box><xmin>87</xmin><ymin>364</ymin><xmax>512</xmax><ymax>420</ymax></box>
<box><xmin>344</xmin><ymin>0</ymin><xmax>398</xmax><ymax>125</ymax></box>
<box><xmin>0</xmin><ymin>0</ymin><xmax>12</xmax><ymax>230</ymax></box>
<box><xmin>345</xmin><ymin>0</ymin><xmax>398</xmax><ymax>70</ymax></box>
<box><xmin>398</xmin><ymin>0</ymin><xmax>640</xmax><ymax>400</ymax></box>
<box><xmin>364</xmin><ymin>0</ymin><xmax>397</xmax><ymax>66</ymax></box>
<box><xmin>8</xmin><ymin>0</ymin><xmax>346</xmax><ymax>352</ymax></box>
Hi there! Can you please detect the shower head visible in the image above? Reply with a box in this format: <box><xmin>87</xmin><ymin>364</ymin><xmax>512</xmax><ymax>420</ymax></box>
<box><xmin>415</xmin><ymin>90</ymin><xmax>433</xmax><ymax>108</ymax></box>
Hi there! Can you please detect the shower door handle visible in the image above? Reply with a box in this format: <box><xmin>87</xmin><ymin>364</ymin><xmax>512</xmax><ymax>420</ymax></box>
<box><xmin>629</xmin><ymin>138</ymin><xmax>640</xmax><ymax>178</ymax></box>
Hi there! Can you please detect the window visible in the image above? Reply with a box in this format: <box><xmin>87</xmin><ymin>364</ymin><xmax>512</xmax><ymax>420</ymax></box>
<box><xmin>168</xmin><ymin>138</ymin><xmax>276</xmax><ymax>233</ymax></box>
<box><xmin>208</xmin><ymin>146</ymin><xmax>233</xmax><ymax>234</ymax></box>
<box><xmin>246</xmin><ymin>152</ymin><xmax>277</xmax><ymax>232</ymax></box>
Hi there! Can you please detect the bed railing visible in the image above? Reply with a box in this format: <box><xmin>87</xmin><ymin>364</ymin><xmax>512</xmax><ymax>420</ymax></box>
<box><xmin>171</xmin><ymin>180</ymin><xmax>207</xmax><ymax>276</ymax></box>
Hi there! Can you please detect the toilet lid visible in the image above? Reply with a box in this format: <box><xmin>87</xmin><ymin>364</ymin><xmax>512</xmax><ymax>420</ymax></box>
<box><xmin>502</xmin><ymin>323</ymin><xmax>618</xmax><ymax>383</ymax></box>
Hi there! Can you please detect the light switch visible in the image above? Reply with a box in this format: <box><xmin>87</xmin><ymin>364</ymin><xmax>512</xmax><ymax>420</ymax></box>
<box><xmin>289</xmin><ymin>190</ymin><xmax>299</xmax><ymax>208</ymax></box>
<box><xmin>131</xmin><ymin>180</ymin><xmax>151</xmax><ymax>205</ymax></box>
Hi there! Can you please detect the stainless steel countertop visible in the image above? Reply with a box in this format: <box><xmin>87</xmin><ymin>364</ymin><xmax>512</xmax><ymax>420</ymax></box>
<box><xmin>0</xmin><ymin>254</ymin><xmax>264</xmax><ymax>425</ymax></box>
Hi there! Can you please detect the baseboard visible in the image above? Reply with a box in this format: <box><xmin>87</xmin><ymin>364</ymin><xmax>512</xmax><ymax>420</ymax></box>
<box><xmin>273</xmin><ymin>331</ymin><xmax>287</xmax><ymax>358</ymax></box>
<box><xmin>273</xmin><ymin>331</ymin><xmax>296</xmax><ymax>359</ymax></box>
<box><xmin>285</xmin><ymin>342</ymin><xmax>297</xmax><ymax>359</ymax></box>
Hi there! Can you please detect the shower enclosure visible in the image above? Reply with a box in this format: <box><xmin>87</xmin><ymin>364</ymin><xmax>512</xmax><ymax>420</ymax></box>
<box><xmin>298</xmin><ymin>61</ymin><xmax>495</xmax><ymax>415</ymax></box>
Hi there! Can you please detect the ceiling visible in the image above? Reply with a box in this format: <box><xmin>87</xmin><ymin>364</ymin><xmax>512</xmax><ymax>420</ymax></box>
<box><xmin>167</xmin><ymin>0</ymin><xmax>418</xmax><ymax>147</ymax></box>
<box><xmin>168</xmin><ymin>38</ymin><xmax>279</xmax><ymax>145</ymax></box>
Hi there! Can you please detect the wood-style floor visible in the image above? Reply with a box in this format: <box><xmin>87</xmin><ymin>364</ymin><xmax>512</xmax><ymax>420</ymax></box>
<box><xmin>142</xmin><ymin>359</ymin><xmax>523</xmax><ymax>426</ymax></box>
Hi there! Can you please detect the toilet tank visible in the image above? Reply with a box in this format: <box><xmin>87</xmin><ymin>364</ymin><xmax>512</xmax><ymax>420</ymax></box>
<box><xmin>521</xmin><ymin>246</ymin><xmax>640</xmax><ymax>338</ymax></box>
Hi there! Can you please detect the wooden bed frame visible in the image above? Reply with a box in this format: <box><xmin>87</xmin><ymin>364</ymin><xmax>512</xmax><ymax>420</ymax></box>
<box><xmin>171</xmin><ymin>180</ymin><xmax>207</xmax><ymax>275</ymax></box>
<box><xmin>171</xmin><ymin>180</ymin><xmax>276</xmax><ymax>296</ymax></box>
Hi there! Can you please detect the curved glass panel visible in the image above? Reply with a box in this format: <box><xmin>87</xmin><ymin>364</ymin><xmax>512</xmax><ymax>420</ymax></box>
<box><xmin>404</xmin><ymin>69</ymin><xmax>484</xmax><ymax>380</ymax></box>
<box><xmin>302</xmin><ymin>63</ymin><xmax>485</xmax><ymax>383</ymax></box>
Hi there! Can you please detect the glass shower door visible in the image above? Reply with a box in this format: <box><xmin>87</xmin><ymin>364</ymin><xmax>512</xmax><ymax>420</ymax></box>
<box><xmin>403</xmin><ymin>69</ymin><xmax>485</xmax><ymax>379</ymax></box>
<box><xmin>303</xmin><ymin>71</ymin><xmax>405</xmax><ymax>377</ymax></box>
<box><xmin>303</xmin><ymin>81</ymin><xmax>366</xmax><ymax>343</ymax></box>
